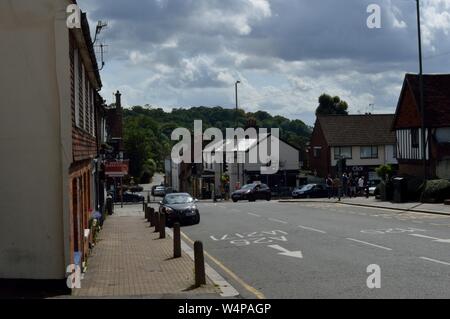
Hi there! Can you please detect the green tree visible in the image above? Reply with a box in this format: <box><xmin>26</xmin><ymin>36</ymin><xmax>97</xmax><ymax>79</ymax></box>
<box><xmin>315</xmin><ymin>94</ymin><xmax>349</xmax><ymax>116</ymax></box>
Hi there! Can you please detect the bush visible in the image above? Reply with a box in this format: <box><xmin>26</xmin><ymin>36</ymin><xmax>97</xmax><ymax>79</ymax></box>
<box><xmin>421</xmin><ymin>179</ymin><xmax>450</xmax><ymax>203</ymax></box>
<box><xmin>376</xmin><ymin>164</ymin><xmax>393</xmax><ymax>181</ymax></box>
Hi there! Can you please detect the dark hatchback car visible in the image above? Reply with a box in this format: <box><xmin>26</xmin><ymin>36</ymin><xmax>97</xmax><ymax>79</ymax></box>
<box><xmin>292</xmin><ymin>184</ymin><xmax>328</xmax><ymax>199</ymax></box>
<box><xmin>231</xmin><ymin>183</ymin><xmax>271</xmax><ymax>202</ymax></box>
<box><xmin>159</xmin><ymin>193</ymin><xmax>200</xmax><ymax>227</ymax></box>
<box><xmin>110</xmin><ymin>191</ymin><xmax>145</xmax><ymax>203</ymax></box>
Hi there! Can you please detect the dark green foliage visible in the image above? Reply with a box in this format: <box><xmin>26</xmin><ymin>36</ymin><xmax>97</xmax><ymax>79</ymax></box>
<box><xmin>421</xmin><ymin>179</ymin><xmax>450</xmax><ymax>203</ymax></box>
<box><xmin>376</xmin><ymin>164</ymin><xmax>394</xmax><ymax>181</ymax></box>
<box><xmin>123</xmin><ymin>105</ymin><xmax>312</xmax><ymax>181</ymax></box>
<box><xmin>315</xmin><ymin>94</ymin><xmax>349</xmax><ymax>116</ymax></box>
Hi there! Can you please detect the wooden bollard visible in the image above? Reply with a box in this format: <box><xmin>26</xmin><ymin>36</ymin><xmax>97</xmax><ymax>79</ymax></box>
<box><xmin>154</xmin><ymin>212</ymin><xmax>160</xmax><ymax>233</ymax></box>
<box><xmin>149</xmin><ymin>208</ymin><xmax>155</xmax><ymax>226</ymax></box>
<box><xmin>146</xmin><ymin>206</ymin><xmax>151</xmax><ymax>223</ymax></box>
<box><xmin>159</xmin><ymin>213</ymin><xmax>166</xmax><ymax>239</ymax></box>
<box><xmin>173</xmin><ymin>222</ymin><xmax>181</xmax><ymax>258</ymax></box>
<box><xmin>194</xmin><ymin>241</ymin><xmax>206</xmax><ymax>287</ymax></box>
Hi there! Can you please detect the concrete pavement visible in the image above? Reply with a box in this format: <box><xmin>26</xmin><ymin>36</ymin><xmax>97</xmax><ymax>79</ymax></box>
<box><xmin>72</xmin><ymin>204</ymin><xmax>224</xmax><ymax>298</ymax></box>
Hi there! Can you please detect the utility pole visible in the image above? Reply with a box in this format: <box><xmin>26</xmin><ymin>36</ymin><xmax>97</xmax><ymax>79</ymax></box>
<box><xmin>416</xmin><ymin>0</ymin><xmax>427</xmax><ymax>180</ymax></box>
<box><xmin>235</xmin><ymin>81</ymin><xmax>241</xmax><ymax>189</ymax></box>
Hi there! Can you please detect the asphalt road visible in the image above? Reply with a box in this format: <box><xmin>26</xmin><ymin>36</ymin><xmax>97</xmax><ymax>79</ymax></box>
<box><xmin>180</xmin><ymin>200</ymin><xmax>450</xmax><ymax>299</ymax></box>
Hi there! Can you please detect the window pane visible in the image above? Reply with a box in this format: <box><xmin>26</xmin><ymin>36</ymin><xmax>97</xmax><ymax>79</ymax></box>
<box><xmin>341</xmin><ymin>147</ymin><xmax>352</xmax><ymax>158</ymax></box>
<box><xmin>372</xmin><ymin>146</ymin><xmax>378</xmax><ymax>158</ymax></box>
<box><xmin>360</xmin><ymin>146</ymin><xmax>371</xmax><ymax>158</ymax></box>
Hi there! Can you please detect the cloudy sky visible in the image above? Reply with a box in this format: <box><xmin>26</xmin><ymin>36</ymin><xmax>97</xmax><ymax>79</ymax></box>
<box><xmin>78</xmin><ymin>0</ymin><xmax>450</xmax><ymax>125</ymax></box>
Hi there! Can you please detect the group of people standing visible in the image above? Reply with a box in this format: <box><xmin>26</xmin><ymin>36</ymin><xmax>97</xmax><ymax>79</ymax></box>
<box><xmin>325</xmin><ymin>173</ymin><xmax>368</xmax><ymax>199</ymax></box>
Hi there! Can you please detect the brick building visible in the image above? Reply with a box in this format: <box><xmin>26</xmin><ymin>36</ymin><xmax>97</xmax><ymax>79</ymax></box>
<box><xmin>392</xmin><ymin>74</ymin><xmax>450</xmax><ymax>179</ymax></box>
<box><xmin>0</xmin><ymin>0</ymin><xmax>107</xmax><ymax>284</ymax></box>
<box><xmin>308</xmin><ymin>115</ymin><xmax>398</xmax><ymax>180</ymax></box>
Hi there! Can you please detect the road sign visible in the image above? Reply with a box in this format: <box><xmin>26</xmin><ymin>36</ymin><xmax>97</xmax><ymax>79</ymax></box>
<box><xmin>105</xmin><ymin>160</ymin><xmax>129</xmax><ymax>177</ymax></box>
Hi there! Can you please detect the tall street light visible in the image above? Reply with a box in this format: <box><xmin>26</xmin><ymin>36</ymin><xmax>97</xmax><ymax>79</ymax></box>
<box><xmin>235</xmin><ymin>81</ymin><xmax>241</xmax><ymax>188</ymax></box>
<box><xmin>416</xmin><ymin>0</ymin><xmax>427</xmax><ymax>180</ymax></box>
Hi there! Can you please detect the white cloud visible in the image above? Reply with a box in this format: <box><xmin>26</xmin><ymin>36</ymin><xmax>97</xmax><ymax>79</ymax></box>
<box><xmin>77</xmin><ymin>0</ymin><xmax>450</xmax><ymax>125</ymax></box>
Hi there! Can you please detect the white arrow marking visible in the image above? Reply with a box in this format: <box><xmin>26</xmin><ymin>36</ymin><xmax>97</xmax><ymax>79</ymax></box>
<box><xmin>268</xmin><ymin>245</ymin><xmax>303</xmax><ymax>259</ymax></box>
<box><xmin>409</xmin><ymin>233</ymin><xmax>450</xmax><ymax>243</ymax></box>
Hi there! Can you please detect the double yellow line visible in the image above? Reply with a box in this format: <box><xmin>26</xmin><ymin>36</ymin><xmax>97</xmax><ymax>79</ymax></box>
<box><xmin>180</xmin><ymin>231</ymin><xmax>266</xmax><ymax>299</ymax></box>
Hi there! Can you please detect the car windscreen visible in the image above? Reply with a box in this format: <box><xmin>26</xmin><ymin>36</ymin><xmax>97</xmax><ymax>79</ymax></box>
<box><xmin>241</xmin><ymin>184</ymin><xmax>255</xmax><ymax>190</ymax></box>
<box><xmin>164</xmin><ymin>195</ymin><xmax>194</xmax><ymax>204</ymax></box>
<box><xmin>300</xmin><ymin>184</ymin><xmax>314</xmax><ymax>191</ymax></box>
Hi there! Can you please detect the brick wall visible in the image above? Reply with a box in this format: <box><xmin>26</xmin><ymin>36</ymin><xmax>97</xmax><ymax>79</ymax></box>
<box><xmin>308</xmin><ymin>120</ymin><xmax>331</xmax><ymax>178</ymax></box>
<box><xmin>394</xmin><ymin>88</ymin><xmax>422</xmax><ymax>129</ymax></box>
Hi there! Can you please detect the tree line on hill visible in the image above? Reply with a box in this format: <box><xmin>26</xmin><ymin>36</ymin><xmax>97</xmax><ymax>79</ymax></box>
<box><xmin>122</xmin><ymin>94</ymin><xmax>349</xmax><ymax>183</ymax></box>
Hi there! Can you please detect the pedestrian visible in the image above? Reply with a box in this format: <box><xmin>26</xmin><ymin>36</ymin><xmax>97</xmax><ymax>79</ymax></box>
<box><xmin>358</xmin><ymin>176</ymin><xmax>365</xmax><ymax>196</ymax></box>
<box><xmin>350</xmin><ymin>176</ymin><xmax>357</xmax><ymax>198</ymax></box>
<box><xmin>332</xmin><ymin>176</ymin><xmax>341</xmax><ymax>199</ymax></box>
<box><xmin>342</xmin><ymin>173</ymin><xmax>348</xmax><ymax>198</ymax></box>
<box><xmin>326</xmin><ymin>175</ymin><xmax>333</xmax><ymax>199</ymax></box>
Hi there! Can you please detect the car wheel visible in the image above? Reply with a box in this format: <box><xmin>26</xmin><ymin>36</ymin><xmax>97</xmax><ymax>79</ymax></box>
<box><xmin>266</xmin><ymin>194</ymin><xmax>271</xmax><ymax>201</ymax></box>
<box><xmin>193</xmin><ymin>214</ymin><xmax>200</xmax><ymax>225</ymax></box>
<box><xmin>232</xmin><ymin>198</ymin><xmax>238</xmax><ymax>203</ymax></box>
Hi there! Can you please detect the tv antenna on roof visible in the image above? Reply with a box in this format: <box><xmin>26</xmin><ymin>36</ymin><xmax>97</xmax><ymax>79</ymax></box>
<box><xmin>93</xmin><ymin>20</ymin><xmax>108</xmax><ymax>71</ymax></box>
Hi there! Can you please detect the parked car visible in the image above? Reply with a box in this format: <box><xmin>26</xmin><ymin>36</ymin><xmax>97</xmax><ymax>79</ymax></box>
<box><xmin>159</xmin><ymin>193</ymin><xmax>200</xmax><ymax>227</ymax></box>
<box><xmin>292</xmin><ymin>184</ymin><xmax>328</xmax><ymax>199</ymax></box>
<box><xmin>153</xmin><ymin>186</ymin><xmax>167</xmax><ymax>197</ymax></box>
<box><xmin>368</xmin><ymin>180</ymin><xmax>381</xmax><ymax>196</ymax></box>
<box><xmin>129</xmin><ymin>185</ymin><xmax>144</xmax><ymax>193</ymax></box>
<box><xmin>110</xmin><ymin>191</ymin><xmax>144</xmax><ymax>203</ymax></box>
<box><xmin>231</xmin><ymin>183</ymin><xmax>271</xmax><ymax>202</ymax></box>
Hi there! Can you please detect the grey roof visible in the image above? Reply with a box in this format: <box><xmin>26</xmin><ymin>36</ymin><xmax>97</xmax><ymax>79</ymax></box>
<box><xmin>317</xmin><ymin>114</ymin><xmax>396</xmax><ymax>146</ymax></box>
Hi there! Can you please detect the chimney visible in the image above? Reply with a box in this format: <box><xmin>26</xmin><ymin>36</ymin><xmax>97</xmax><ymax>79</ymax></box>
<box><xmin>115</xmin><ymin>90</ymin><xmax>122</xmax><ymax>109</ymax></box>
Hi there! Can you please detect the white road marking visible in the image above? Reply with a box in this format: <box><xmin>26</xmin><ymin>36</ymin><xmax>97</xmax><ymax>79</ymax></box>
<box><xmin>409</xmin><ymin>233</ymin><xmax>450</xmax><ymax>243</ymax></box>
<box><xmin>420</xmin><ymin>257</ymin><xmax>450</xmax><ymax>266</ymax></box>
<box><xmin>269</xmin><ymin>218</ymin><xmax>288</xmax><ymax>224</ymax></box>
<box><xmin>268</xmin><ymin>245</ymin><xmax>303</xmax><ymax>259</ymax></box>
<box><xmin>248</xmin><ymin>213</ymin><xmax>261</xmax><ymax>217</ymax></box>
<box><xmin>346</xmin><ymin>238</ymin><xmax>393</xmax><ymax>251</ymax></box>
<box><xmin>298</xmin><ymin>225</ymin><xmax>327</xmax><ymax>234</ymax></box>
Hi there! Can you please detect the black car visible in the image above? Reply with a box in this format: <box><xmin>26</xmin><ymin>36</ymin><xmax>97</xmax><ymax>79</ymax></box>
<box><xmin>159</xmin><ymin>193</ymin><xmax>200</xmax><ymax>227</ymax></box>
<box><xmin>111</xmin><ymin>191</ymin><xmax>145</xmax><ymax>203</ymax></box>
<box><xmin>292</xmin><ymin>184</ymin><xmax>328</xmax><ymax>199</ymax></box>
<box><xmin>231</xmin><ymin>183</ymin><xmax>271</xmax><ymax>202</ymax></box>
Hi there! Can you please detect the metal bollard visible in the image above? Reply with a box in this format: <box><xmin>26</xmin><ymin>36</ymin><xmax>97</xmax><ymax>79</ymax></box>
<box><xmin>194</xmin><ymin>241</ymin><xmax>206</xmax><ymax>287</ymax></box>
<box><xmin>154</xmin><ymin>212</ymin><xmax>160</xmax><ymax>233</ymax></box>
<box><xmin>146</xmin><ymin>206</ymin><xmax>151</xmax><ymax>223</ymax></box>
<box><xmin>144</xmin><ymin>203</ymin><xmax>149</xmax><ymax>220</ymax></box>
<box><xmin>173</xmin><ymin>222</ymin><xmax>181</xmax><ymax>258</ymax></box>
<box><xmin>143</xmin><ymin>199</ymin><xmax>146</xmax><ymax>212</ymax></box>
<box><xmin>159</xmin><ymin>213</ymin><xmax>166</xmax><ymax>239</ymax></box>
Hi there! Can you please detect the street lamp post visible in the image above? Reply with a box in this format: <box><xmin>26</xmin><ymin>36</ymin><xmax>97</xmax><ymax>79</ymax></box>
<box><xmin>416</xmin><ymin>0</ymin><xmax>427</xmax><ymax>180</ymax></box>
<box><xmin>235</xmin><ymin>81</ymin><xmax>241</xmax><ymax>188</ymax></box>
